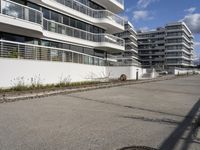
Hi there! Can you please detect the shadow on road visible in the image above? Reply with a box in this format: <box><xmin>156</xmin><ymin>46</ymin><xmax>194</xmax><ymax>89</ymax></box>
<box><xmin>159</xmin><ymin>99</ymin><xmax>200</xmax><ymax>150</ymax></box>
<box><xmin>68</xmin><ymin>95</ymin><xmax>200</xmax><ymax>149</ymax></box>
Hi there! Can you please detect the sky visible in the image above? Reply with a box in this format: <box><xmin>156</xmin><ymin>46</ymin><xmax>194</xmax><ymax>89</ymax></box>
<box><xmin>122</xmin><ymin>0</ymin><xmax>200</xmax><ymax>58</ymax></box>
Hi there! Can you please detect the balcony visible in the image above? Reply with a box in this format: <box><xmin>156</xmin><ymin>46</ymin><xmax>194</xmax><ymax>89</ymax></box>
<box><xmin>43</xmin><ymin>19</ymin><xmax>125</xmax><ymax>52</ymax></box>
<box><xmin>0</xmin><ymin>40</ymin><xmax>106</xmax><ymax>66</ymax></box>
<box><xmin>165</xmin><ymin>55</ymin><xmax>191</xmax><ymax>60</ymax></box>
<box><xmin>0</xmin><ymin>0</ymin><xmax>43</xmax><ymax>37</ymax></box>
<box><xmin>139</xmin><ymin>52</ymin><xmax>165</xmax><ymax>56</ymax></box>
<box><xmin>166</xmin><ymin>28</ymin><xmax>192</xmax><ymax>36</ymax></box>
<box><xmin>34</xmin><ymin>0</ymin><xmax>124</xmax><ymax>33</ymax></box>
<box><xmin>126</xmin><ymin>41</ymin><xmax>138</xmax><ymax>47</ymax></box>
<box><xmin>165</xmin><ymin>42</ymin><xmax>192</xmax><ymax>49</ymax></box>
<box><xmin>166</xmin><ymin>62</ymin><xmax>191</xmax><ymax>66</ymax></box>
<box><xmin>166</xmin><ymin>34</ymin><xmax>192</xmax><ymax>43</ymax></box>
<box><xmin>90</xmin><ymin>0</ymin><xmax>124</xmax><ymax>13</ymax></box>
<box><xmin>165</xmin><ymin>49</ymin><xmax>192</xmax><ymax>55</ymax></box>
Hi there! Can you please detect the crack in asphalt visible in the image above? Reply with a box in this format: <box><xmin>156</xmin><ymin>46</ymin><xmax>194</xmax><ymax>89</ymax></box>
<box><xmin>121</xmin><ymin>115</ymin><xmax>180</xmax><ymax>126</ymax></box>
<box><xmin>121</xmin><ymin>86</ymin><xmax>200</xmax><ymax>96</ymax></box>
<box><xmin>67</xmin><ymin>95</ymin><xmax>189</xmax><ymax>118</ymax></box>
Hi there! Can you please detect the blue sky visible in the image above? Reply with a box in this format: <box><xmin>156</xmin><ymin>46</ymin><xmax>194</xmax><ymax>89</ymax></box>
<box><xmin>122</xmin><ymin>0</ymin><xmax>200</xmax><ymax>57</ymax></box>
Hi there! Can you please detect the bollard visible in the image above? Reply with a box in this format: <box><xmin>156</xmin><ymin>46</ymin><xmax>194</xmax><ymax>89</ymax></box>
<box><xmin>136</xmin><ymin>69</ymin><xmax>139</xmax><ymax>80</ymax></box>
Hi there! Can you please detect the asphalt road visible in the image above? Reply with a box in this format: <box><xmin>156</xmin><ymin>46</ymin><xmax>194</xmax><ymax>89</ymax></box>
<box><xmin>0</xmin><ymin>75</ymin><xmax>200</xmax><ymax>150</ymax></box>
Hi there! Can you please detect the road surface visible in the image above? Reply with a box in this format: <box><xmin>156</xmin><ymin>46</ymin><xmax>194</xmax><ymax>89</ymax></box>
<box><xmin>0</xmin><ymin>75</ymin><xmax>200</xmax><ymax>150</ymax></box>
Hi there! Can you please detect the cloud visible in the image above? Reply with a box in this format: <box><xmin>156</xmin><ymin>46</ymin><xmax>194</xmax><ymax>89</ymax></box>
<box><xmin>137</xmin><ymin>0</ymin><xmax>159</xmax><ymax>9</ymax></box>
<box><xmin>195</xmin><ymin>42</ymin><xmax>200</xmax><ymax>47</ymax></box>
<box><xmin>185</xmin><ymin>7</ymin><xmax>196</xmax><ymax>14</ymax></box>
<box><xmin>139</xmin><ymin>26</ymin><xmax>149</xmax><ymax>32</ymax></box>
<box><xmin>194</xmin><ymin>42</ymin><xmax>200</xmax><ymax>56</ymax></box>
<box><xmin>125</xmin><ymin>7</ymin><xmax>134</xmax><ymax>13</ymax></box>
<box><xmin>194</xmin><ymin>42</ymin><xmax>200</xmax><ymax>51</ymax></box>
<box><xmin>133</xmin><ymin>10</ymin><xmax>154</xmax><ymax>21</ymax></box>
<box><xmin>120</xmin><ymin>15</ymin><xmax>128</xmax><ymax>22</ymax></box>
<box><xmin>182</xmin><ymin>13</ymin><xmax>200</xmax><ymax>34</ymax></box>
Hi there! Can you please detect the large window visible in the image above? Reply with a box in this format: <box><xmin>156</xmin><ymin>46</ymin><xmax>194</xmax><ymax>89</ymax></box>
<box><xmin>76</xmin><ymin>0</ymin><xmax>105</xmax><ymax>10</ymax></box>
<box><xmin>42</xmin><ymin>5</ymin><xmax>105</xmax><ymax>33</ymax></box>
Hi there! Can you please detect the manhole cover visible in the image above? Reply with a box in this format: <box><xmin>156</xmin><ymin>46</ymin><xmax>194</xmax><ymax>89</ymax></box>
<box><xmin>118</xmin><ymin>146</ymin><xmax>157</xmax><ymax>150</ymax></box>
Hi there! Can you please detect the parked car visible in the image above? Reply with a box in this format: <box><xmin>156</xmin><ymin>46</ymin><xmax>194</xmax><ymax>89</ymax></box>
<box><xmin>159</xmin><ymin>71</ymin><xmax>168</xmax><ymax>75</ymax></box>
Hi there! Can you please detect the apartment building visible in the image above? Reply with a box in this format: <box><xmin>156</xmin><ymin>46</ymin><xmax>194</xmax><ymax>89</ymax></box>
<box><xmin>0</xmin><ymin>0</ymin><xmax>125</xmax><ymax>66</ymax></box>
<box><xmin>113</xmin><ymin>21</ymin><xmax>140</xmax><ymax>66</ymax></box>
<box><xmin>138</xmin><ymin>22</ymin><xmax>194</xmax><ymax>71</ymax></box>
<box><xmin>1</xmin><ymin>0</ymin><xmax>149</xmax><ymax>87</ymax></box>
<box><xmin>165</xmin><ymin>22</ymin><xmax>194</xmax><ymax>69</ymax></box>
<box><xmin>138</xmin><ymin>27</ymin><xmax>165</xmax><ymax>69</ymax></box>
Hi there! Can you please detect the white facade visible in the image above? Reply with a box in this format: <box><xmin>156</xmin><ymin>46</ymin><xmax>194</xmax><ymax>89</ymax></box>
<box><xmin>0</xmin><ymin>0</ymin><xmax>125</xmax><ymax>52</ymax></box>
<box><xmin>113</xmin><ymin>21</ymin><xmax>140</xmax><ymax>66</ymax></box>
<box><xmin>0</xmin><ymin>0</ymin><xmax>126</xmax><ymax>62</ymax></box>
<box><xmin>0</xmin><ymin>0</ymin><xmax>148</xmax><ymax>88</ymax></box>
<box><xmin>0</xmin><ymin>58</ymin><xmax>146</xmax><ymax>88</ymax></box>
<box><xmin>165</xmin><ymin>22</ymin><xmax>194</xmax><ymax>68</ymax></box>
<box><xmin>138</xmin><ymin>22</ymin><xmax>194</xmax><ymax>70</ymax></box>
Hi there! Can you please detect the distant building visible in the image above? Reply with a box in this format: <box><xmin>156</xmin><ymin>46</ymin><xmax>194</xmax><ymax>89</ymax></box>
<box><xmin>138</xmin><ymin>22</ymin><xmax>194</xmax><ymax>71</ymax></box>
<box><xmin>137</xmin><ymin>27</ymin><xmax>165</xmax><ymax>70</ymax></box>
<box><xmin>113</xmin><ymin>21</ymin><xmax>140</xmax><ymax>66</ymax></box>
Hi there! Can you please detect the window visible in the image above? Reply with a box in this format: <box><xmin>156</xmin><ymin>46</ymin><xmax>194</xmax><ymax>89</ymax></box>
<box><xmin>11</xmin><ymin>0</ymin><xmax>26</xmax><ymax>5</ymax></box>
<box><xmin>63</xmin><ymin>16</ymin><xmax>69</xmax><ymax>25</ymax></box>
<box><xmin>42</xmin><ymin>8</ymin><xmax>50</xmax><ymax>19</ymax></box>
<box><xmin>70</xmin><ymin>45</ymin><xmax>83</xmax><ymax>53</ymax></box>
<box><xmin>51</xmin><ymin>12</ymin><xmax>62</xmax><ymax>23</ymax></box>
<box><xmin>70</xmin><ymin>18</ymin><xmax>76</xmax><ymax>27</ymax></box>
<box><xmin>27</xmin><ymin>2</ymin><xmax>41</xmax><ymax>11</ymax></box>
<box><xmin>65</xmin><ymin>52</ymin><xmax>72</xmax><ymax>62</ymax></box>
<box><xmin>2</xmin><ymin>33</ymin><xmax>25</xmax><ymax>42</ymax></box>
<box><xmin>73</xmin><ymin>53</ymin><xmax>79</xmax><ymax>63</ymax></box>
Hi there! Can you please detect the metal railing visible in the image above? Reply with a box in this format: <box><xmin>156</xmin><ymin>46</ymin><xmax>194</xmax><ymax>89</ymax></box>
<box><xmin>107</xmin><ymin>53</ymin><xmax>139</xmax><ymax>60</ymax></box>
<box><xmin>0</xmin><ymin>0</ymin><xmax>42</xmax><ymax>25</ymax></box>
<box><xmin>0</xmin><ymin>40</ymin><xmax>106</xmax><ymax>66</ymax></box>
<box><xmin>43</xmin><ymin>18</ymin><xmax>125</xmax><ymax>46</ymax></box>
<box><xmin>53</xmin><ymin>0</ymin><xmax>124</xmax><ymax>26</ymax></box>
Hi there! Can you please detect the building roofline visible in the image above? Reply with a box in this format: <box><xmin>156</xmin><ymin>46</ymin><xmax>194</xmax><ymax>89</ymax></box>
<box><xmin>166</xmin><ymin>21</ymin><xmax>192</xmax><ymax>34</ymax></box>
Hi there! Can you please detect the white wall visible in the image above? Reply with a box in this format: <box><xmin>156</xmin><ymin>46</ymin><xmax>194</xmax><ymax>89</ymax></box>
<box><xmin>0</xmin><ymin>58</ymin><xmax>146</xmax><ymax>88</ymax></box>
<box><xmin>173</xmin><ymin>68</ymin><xmax>200</xmax><ymax>75</ymax></box>
<box><xmin>107</xmin><ymin>66</ymin><xmax>146</xmax><ymax>80</ymax></box>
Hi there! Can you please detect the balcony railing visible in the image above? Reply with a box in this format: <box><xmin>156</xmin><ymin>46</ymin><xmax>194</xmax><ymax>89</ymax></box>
<box><xmin>53</xmin><ymin>0</ymin><xmax>124</xmax><ymax>26</ymax></box>
<box><xmin>0</xmin><ymin>40</ymin><xmax>106</xmax><ymax>66</ymax></box>
<box><xmin>0</xmin><ymin>0</ymin><xmax>42</xmax><ymax>25</ymax></box>
<box><xmin>43</xmin><ymin>18</ymin><xmax>125</xmax><ymax>47</ymax></box>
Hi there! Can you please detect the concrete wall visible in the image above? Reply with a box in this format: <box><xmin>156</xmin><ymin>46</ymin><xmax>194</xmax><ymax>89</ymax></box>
<box><xmin>107</xmin><ymin>66</ymin><xmax>146</xmax><ymax>80</ymax></box>
<box><xmin>173</xmin><ymin>68</ymin><xmax>200</xmax><ymax>75</ymax></box>
<box><xmin>0</xmin><ymin>58</ymin><xmax>146</xmax><ymax>88</ymax></box>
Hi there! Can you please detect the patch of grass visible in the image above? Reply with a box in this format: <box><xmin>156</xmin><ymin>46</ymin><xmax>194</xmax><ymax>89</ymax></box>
<box><xmin>0</xmin><ymin>81</ymin><xmax>102</xmax><ymax>94</ymax></box>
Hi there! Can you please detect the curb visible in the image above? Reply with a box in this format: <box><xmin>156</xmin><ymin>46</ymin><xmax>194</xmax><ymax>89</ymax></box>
<box><xmin>0</xmin><ymin>75</ymin><xmax>195</xmax><ymax>103</ymax></box>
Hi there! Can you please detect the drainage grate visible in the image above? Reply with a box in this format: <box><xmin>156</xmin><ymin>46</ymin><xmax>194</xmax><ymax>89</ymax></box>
<box><xmin>118</xmin><ymin>146</ymin><xmax>158</xmax><ymax>150</ymax></box>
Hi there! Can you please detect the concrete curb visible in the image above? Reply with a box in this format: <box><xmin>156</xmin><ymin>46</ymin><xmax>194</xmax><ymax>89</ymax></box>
<box><xmin>0</xmin><ymin>75</ymin><xmax>195</xmax><ymax>103</ymax></box>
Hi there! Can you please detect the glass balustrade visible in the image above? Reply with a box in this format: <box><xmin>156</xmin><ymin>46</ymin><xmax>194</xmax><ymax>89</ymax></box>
<box><xmin>53</xmin><ymin>0</ymin><xmax>124</xmax><ymax>26</ymax></box>
<box><xmin>43</xmin><ymin>18</ymin><xmax>124</xmax><ymax>46</ymax></box>
<box><xmin>0</xmin><ymin>0</ymin><xmax>42</xmax><ymax>25</ymax></box>
<box><xmin>0</xmin><ymin>40</ymin><xmax>106</xmax><ymax>66</ymax></box>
